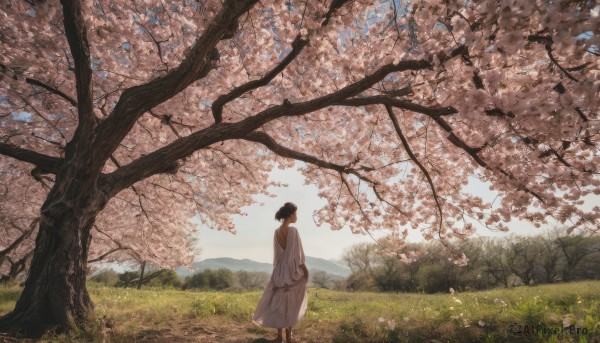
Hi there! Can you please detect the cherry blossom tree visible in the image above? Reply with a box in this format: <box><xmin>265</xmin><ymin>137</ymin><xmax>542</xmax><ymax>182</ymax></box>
<box><xmin>1</xmin><ymin>0</ymin><xmax>599</xmax><ymax>335</ymax></box>
<box><xmin>0</xmin><ymin>161</ymin><xmax>41</xmax><ymax>282</ymax></box>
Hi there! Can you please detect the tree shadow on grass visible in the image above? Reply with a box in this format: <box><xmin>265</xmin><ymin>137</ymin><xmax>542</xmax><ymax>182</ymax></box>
<box><xmin>250</xmin><ymin>338</ymin><xmax>276</xmax><ymax>343</ymax></box>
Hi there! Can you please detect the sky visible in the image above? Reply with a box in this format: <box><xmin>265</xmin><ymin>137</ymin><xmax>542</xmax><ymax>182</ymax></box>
<box><xmin>192</xmin><ymin>161</ymin><xmax>594</xmax><ymax>264</ymax></box>
<box><xmin>194</xmin><ymin>163</ymin><xmax>374</xmax><ymax>264</ymax></box>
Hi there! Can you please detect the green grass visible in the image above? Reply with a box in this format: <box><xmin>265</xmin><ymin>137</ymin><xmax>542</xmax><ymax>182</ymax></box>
<box><xmin>1</xmin><ymin>281</ymin><xmax>599</xmax><ymax>342</ymax></box>
<box><xmin>0</xmin><ymin>282</ymin><xmax>21</xmax><ymax>315</ymax></box>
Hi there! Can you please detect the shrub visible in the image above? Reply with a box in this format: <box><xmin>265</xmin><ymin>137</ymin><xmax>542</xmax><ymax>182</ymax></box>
<box><xmin>89</xmin><ymin>269</ymin><xmax>119</xmax><ymax>287</ymax></box>
<box><xmin>183</xmin><ymin>268</ymin><xmax>234</xmax><ymax>290</ymax></box>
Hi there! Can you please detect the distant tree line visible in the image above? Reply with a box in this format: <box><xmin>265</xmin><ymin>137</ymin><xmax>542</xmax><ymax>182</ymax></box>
<box><xmin>48</xmin><ymin>228</ymin><xmax>600</xmax><ymax>294</ymax></box>
<box><xmin>340</xmin><ymin>229</ymin><xmax>600</xmax><ymax>293</ymax></box>
<box><xmin>89</xmin><ymin>267</ymin><xmax>271</xmax><ymax>291</ymax></box>
<box><xmin>88</xmin><ymin>265</ymin><xmax>349</xmax><ymax>291</ymax></box>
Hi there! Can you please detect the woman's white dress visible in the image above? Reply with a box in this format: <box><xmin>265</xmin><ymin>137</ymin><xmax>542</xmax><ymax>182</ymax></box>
<box><xmin>252</xmin><ymin>226</ymin><xmax>308</xmax><ymax>328</ymax></box>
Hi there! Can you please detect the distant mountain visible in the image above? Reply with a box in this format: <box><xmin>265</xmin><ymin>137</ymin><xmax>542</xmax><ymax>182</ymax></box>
<box><xmin>176</xmin><ymin>258</ymin><xmax>272</xmax><ymax>278</ymax></box>
<box><xmin>175</xmin><ymin>256</ymin><xmax>351</xmax><ymax>279</ymax></box>
<box><xmin>304</xmin><ymin>256</ymin><xmax>351</xmax><ymax>277</ymax></box>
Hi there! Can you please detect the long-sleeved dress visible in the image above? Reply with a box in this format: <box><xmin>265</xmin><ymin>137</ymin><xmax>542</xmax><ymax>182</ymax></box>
<box><xmin>252</xmin><ymin>226</ymin><xmax>308</xmax><ymax>328</ymax></box>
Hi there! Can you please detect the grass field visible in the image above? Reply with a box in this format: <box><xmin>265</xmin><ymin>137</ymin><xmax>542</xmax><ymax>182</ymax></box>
<box><xmin>1</xmin><ymin>281</ymin><xmax>599</xmax><ymax>342</ymax></box>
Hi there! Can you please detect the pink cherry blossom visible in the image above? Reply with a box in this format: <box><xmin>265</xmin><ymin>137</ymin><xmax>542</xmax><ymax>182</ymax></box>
<box><xmin>0</xmin><ymin>0</ymin><xmax>598</xmax><ymax>332</ymax></box>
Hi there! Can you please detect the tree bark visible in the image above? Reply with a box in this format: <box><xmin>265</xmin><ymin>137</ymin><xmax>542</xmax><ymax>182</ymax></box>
<box><xmin>0</xmin><ymin>218</ymin><xmax>94</xmax><ymax>336</ymax></box>
<box><xmin>0</xmin><ymin>162</ymin><xmax>105</xmax><ymax>336</ymax></box>
<box><xmin>137</xmin><ymin>261</ymin><xmax>146</xmax><ymax>290</ymax></box>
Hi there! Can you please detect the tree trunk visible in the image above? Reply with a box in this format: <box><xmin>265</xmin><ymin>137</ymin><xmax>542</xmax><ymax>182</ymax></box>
<box><xmin>137</xmin><ymin>261</ymin><xmax>146</xmax><ymax>290</ymax></box>
<box><xmin>0</xmin><ymin>212</ymin><xmax>96</xmax><ymax>336</ymax></box>
<box><xmin>0</xmin><ymin>162</ymin><xmax>104</xmax><ymax>337</ymax></box>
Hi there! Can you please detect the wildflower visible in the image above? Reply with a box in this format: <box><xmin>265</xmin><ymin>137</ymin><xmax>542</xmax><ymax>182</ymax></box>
<box><xmin>387</xmin><ymin>320</ymin><xmax>396</xmax><ymax>330</ymax></box>
<box><xmin>478</xmin><ymin>320</ymin><xmax>486</xmax><ymax>327</ymax></box>
<box><xmin>453</xmin><ymin>297</ymin><xmax>462</xmax><ymax>305</ymax></box>
<box><xmin>463</xmin><ymin>319</ymin><xmax>471</xmax><ymax>327</ymax></box>
<box><xmin>449</xmin><ymin>287</ymin><xmax>455</xmax><ymax>294</ymax></box>
<box><xmin>494</xmin><ymin>298</ymin><xmax>507</xmax><ymax>307</ymax></box>
<box><xmin>378</xmin><ymin>317</ymin><xmax>385</xmax><ymax>323</ymax></box>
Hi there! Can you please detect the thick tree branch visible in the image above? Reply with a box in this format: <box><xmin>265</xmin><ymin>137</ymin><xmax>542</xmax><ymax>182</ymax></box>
<box><xmin>383</xmin><ymin>85</ymin><xmax>413</xmax><ymax>98</ymax></box>
<box><xmin>0</xmin><ymin>219</ymin><xmax>38</xmax><ymax>260</ymax></box>
<box><xmin>339</xmin><ymin>92</ymin><xmax>546</xmax><ymax>203</ymax></box>
<box><xmin>322</xmin><ymin>0</ymin><xmax>352</xmax><ymax>25</ymax></box>
<box><xmin>212</xmin><ymin>35</ymin><xmax>309</xmax><ymax>123</ymax></box>
<box><xmin>61</xmin><ymin>0</ymin><xmax>96</xmax><ymax>138</ymax></box>
<box><xmin>210</xmin><ymin>0</ymin><xmax>342</xmax><ymax>124</ymax></box>
<box><xmin>243</xmin><ymin>131</ymin><xmax>376</xmax><ymax>184</ymax></box>
<box><xmin>566</xmin><ymin>61</ymin><xmax>592</xmax><ymax>72</ymax></box>
<box><xmin>336</xmin><ymin>96</ymin><xmax>458</xmax><ymax>118</ymax></box>
<box><xmin>90</xmin><ymin>0</ymin><xmax>259</xmax><ymax>173</ymax></box>
<box><xmin>0</xmin><ymin>142</ymin><xmax>63</xmax><ymax>173</ymax></box>
<box><xmin>88</xmin><ymin>247</ymin><xmax>127</xmax><ymax>263</ymax></box>
<box><xmin>329</xmin><ymin>91</ymin><xmax>548</xmax><ymax>203</ymax></box>
<box><xmin>102</xmin><ymin>46</ymin><xmax>466</xmax><ymax>195</ymax></box>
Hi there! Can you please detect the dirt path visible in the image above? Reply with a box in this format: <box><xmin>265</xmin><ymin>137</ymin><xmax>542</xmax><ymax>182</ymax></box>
<box><xmin>0</xmin><ymin>319</ymin><xmax>316</xmax><ymax>343</ymax></box>
<box><xmin>113</xmin><ymin>318</ymin><xmax>317</xmax><ymax>343</ymax></box>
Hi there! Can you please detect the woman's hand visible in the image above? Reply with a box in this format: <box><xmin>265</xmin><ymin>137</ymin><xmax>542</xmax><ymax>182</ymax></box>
<box><xmin>300</xmin><ymin>264</ymin><xmax>309</xmax><ymax>280</ymax></box>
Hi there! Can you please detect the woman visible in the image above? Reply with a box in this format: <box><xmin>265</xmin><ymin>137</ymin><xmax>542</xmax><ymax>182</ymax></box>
<box><xmin>252</xmin><ymin>202</ymin><xmax>309</xmax><ymax>343</ymax></box>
